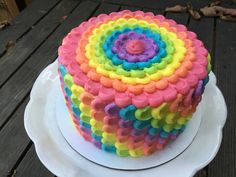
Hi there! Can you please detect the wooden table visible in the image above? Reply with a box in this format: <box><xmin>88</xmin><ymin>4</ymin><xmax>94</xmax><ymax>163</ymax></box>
<box><xmin>0</xmin><ymin>0</ymin><xmax>235</xmax><ymax>176</ymax></box>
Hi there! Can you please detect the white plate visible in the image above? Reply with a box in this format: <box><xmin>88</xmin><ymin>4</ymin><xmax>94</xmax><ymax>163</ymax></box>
<box><xmin>24</xmin><ymin>61</ymin><xmax>227</xmax><ymax>177</ymax></box>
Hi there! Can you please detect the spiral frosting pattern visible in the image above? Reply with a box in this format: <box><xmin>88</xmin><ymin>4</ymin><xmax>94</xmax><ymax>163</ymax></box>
<box><xmin>58</xmin><ymin>10</ymin><xmax>211</xmax><ymax>157</ymax></box>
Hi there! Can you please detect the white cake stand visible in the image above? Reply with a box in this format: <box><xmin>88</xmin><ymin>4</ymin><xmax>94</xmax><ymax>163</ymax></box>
<box><xmin>24</xmin><ymin>61</ymin><xmax>227</xmax><ymax>177</ymax></box>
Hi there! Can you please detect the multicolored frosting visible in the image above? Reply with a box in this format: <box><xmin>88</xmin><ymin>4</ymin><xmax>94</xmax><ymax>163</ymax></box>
<box><xmin>58</xmin><ymin>10</ymin><xmax>211</xmax><ymax>157</ymax></box>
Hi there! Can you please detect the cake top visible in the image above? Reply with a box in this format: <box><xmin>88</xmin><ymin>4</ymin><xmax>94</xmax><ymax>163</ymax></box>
<box><xmin>58</xmin><ymin>10</ymin><xmax>211</xmax><ymax>109</ymax></box>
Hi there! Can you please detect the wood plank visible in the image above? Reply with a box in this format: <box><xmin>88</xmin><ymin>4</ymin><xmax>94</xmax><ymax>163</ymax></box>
<box><xmin>120</xmin><ymin>6</ymin><xmax>141</xmax><ymax>11</ymax></box>
<box><xmin>166</xmin><ymin>12</ymin><xmax>189</xmax><ymax>26</ymax></box>
<box><xmin>207</xmin><ymin>19</ymin><xmax>236</xmax><ymax>177</ymax></box>
<box><xmin>143</xmin><ymin>8</ymin><xmax>163</xmax><ymax>14</ymax></box>
<box><xmin>0</xmin><ymin>0</ymin><xmax>99</xmax><ymax>130</ymax></box>
<box><xmin>14</xmin><ymin>146</ymin><xmax>54</xmax><ymax>177</ymax></box>
<box><xmin>188</xmin><ymin>17</ymin><xmax>214</xmax><ymax>57</ymax></box>
<box><xmin>0</xmin><ymin>98</ymin><xmax>31</xmax><ymax>177</ymax></box>
<box><xmin>0</xmin><ymin>0</ymin><xmax>60</xmax><ymax>56</ymax></box>
<box><xmin>102</xmin><ymin>0</ymin><xmax>214</xmax><ymax>9</ymax></box>
<box><xmin>194</xmin><ymin>168</ymin><xmax>207</xmax><ymax>177</ymax></box>
<box><xmin>102</xmin><ymin>0</ymin><xmax>184</xmax><ymax>9</ymax></box>
<box><xmin>92</xmin><ymin>2</ymin><xmax>120</xmax><ymax>17</ymax></box>
<box><xmin>0</xmin><ymin>0</ymin><xmax>80</xmax><ymax>87</ymax></box>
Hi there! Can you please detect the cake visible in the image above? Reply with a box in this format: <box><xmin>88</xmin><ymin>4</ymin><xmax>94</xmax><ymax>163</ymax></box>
<box><xmin>58</xmin><ymin>10</ymin><xmax>211</xmax><ymax>157</ymax></box>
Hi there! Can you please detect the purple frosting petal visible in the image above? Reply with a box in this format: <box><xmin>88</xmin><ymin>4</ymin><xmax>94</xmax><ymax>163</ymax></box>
<box><xmin>104</xmin><ymin>103</ymin><xmax>121</xmax><ymax>117</ymax></box>
<box><xmin>118</xmin><ymin>119</ymin><xmax>133</xmax><ymax>128</ymax></box>
<box><xmin>112</xmin><ymin>31</ymin><xmax>158</xmax><ymax>62</ymax></box>
<box><xmin>194</xmin><ymin>80</ymin><xmax>204</xmax><ymax>97</ymax></box>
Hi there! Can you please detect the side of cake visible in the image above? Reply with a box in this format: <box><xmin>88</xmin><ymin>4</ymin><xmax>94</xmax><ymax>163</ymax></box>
<box><xmin>58</xmin><ymin>10</ymin><xmax>211</xmax><ymax>157</ymax></box>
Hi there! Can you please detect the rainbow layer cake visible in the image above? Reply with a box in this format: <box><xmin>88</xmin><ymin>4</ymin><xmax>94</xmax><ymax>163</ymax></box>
<box><xmin>57</xmin><ymin>10</ymin><xmax>211</xmax><ymax>157</ymax></box>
